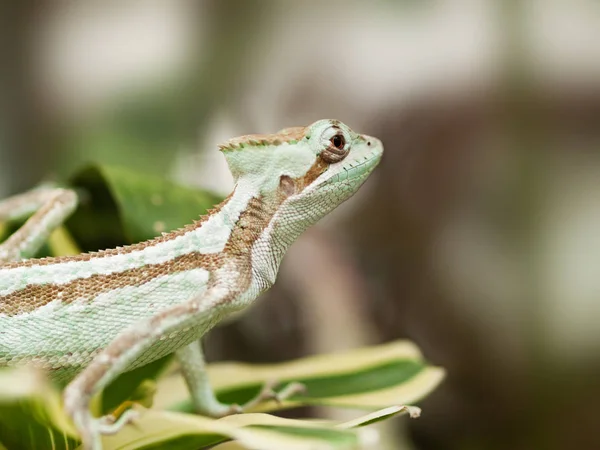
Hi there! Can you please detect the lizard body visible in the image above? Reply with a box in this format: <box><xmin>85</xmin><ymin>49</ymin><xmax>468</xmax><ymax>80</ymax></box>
<box><xmin>0</xmin><ymin>119</ymin><xmax>383</xmax><ymax>449</ymax></box>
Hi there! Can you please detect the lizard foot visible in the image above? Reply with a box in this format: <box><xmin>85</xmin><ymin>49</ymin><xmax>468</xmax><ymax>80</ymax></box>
<box><xmin>97</xmin><ymin>408</ymin><xmax>140</xmax><ymax>435</ymax></box>
<box><xmin>71</xmin><ymin>409</ymin><xmax>139</xmax><ymax>450</ymax></box>
<box><xmin>191</xmin><ymin>380</ymin><xmax>307</xmax><ymax>418</ymax></box>
<box><xmin>234</xmin><ymin>380</ymin><xmax>307</xmax><ymax>413</ymax></box>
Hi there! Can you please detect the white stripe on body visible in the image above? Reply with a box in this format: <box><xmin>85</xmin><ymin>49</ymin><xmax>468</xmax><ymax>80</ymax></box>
<box><xmin>0</xmin><ymin>189</ymin><xmax>254</xmax><ymax>296</ymax></box>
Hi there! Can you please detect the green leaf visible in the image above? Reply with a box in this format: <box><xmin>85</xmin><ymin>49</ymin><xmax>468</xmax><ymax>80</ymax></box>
<box><xmin>103</xmin><ymin>406</ymin><xmax>419</xmax><ymax>449</ymax></box>
<box><xmin>159</xmin><ymin>340</ymin><xmax>444</xmax><ymax>414</ymax></box>
<box><xmin>0</xmin><ymin>222</ymin><xmax>8</xmax><ymax>243</ymax></box>
<box><xmin>102</xmin><ymin>404</ymin><xmax>421</xmax><ymax>449</ymax></box>
<box><xmin>100</xmin><ymin>355</ymin><xmax>173</xmax><ymax>415</ymax></box>
<box><xmin>67</xmin><ymin>164</ymin><xmax>222</xmax><ymax>251</ymax></box>
<box><xmin>0</xmin><ymin>367</ymin><xmax>78</xmax><ymax>450</ymax></box>
<box><xmin>47</xmin><ymin>226</ymin><xmax>81</xmax><ymax>257</ymax></box>
<box><xmin>102</xmin><ymin>411</ymin><xmax>358</xmax><ymax>450</ymax></box>
<box><xmin>336</xmin><ymin>405</ymin><xmax>422</xmax><ymax>428</ymax></box>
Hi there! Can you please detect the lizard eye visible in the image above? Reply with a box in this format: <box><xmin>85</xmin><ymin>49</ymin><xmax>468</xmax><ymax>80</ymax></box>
<box><xmin>331</xmin><ymin>134</ymin><xmax>345</xmax><ymax>150</ymax></box>
<box><xmin>321</xmin><ymin>132</ymin><xmax>348</xmax><ymax>163</ymax></box>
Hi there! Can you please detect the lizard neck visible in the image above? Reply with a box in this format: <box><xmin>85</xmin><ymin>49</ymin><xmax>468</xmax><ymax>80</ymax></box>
<box><xmin>212</xmin><ymin>180</ymin><xmax>298</xmax><ymax>291</ymax></box>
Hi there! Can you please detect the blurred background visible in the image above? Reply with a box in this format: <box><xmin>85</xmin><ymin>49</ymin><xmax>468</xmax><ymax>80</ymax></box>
<box><xmin>1</xmin><ymin>1</ymin><xmax>599</xmax><ymax>449</ymax></box>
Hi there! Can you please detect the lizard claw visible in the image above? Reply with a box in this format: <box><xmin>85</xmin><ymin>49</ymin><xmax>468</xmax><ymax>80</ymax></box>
<box><xmin>71</xmin><ymin>409</ymin><xmax>140</xmax><ymax>449</ymax></box>
<box><xmin>237</xmin><ymin>380</ymin><xmax>307</xmax><ymax>412</ymax></box>
<box><xmin>274</xmin><ymin>381</ymin><xmax>306</xmax><ymax>404</ymax></box>
<box><xmin>97</xmin><ymin>408</ymin><xmax>140</xmax><ymax>435</ymax></box>
<box><xmin>225</xmin><ymin>403</ymin><xmax>243</xmax><ymax>415</ymax></box>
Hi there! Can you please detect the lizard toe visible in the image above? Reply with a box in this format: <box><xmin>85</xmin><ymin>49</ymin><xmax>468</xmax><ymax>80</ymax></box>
<box><xmin>97</xmin><ymin>409</ymin><xmax>139</xmax><ymax>435</ymax></box>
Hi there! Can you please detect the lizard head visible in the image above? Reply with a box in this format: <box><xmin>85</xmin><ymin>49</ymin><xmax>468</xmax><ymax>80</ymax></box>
<box><xmin>220</xmin><ymin>119</ymin><xmax>383</xmax><ymax>211</ymax></box>
<box><xmin>220</xmin><ymin>119</ymin><xmax>383</xmax><ymax>282</ymax></box>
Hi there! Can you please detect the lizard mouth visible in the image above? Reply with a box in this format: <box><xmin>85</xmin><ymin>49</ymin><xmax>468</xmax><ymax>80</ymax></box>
<box><xmin>321</xmin><ymin>141</ymin><xmax>383</xmax><ymax>187</ymax></box>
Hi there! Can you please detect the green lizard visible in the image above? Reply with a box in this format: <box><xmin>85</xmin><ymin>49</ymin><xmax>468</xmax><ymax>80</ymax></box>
<box><xmin>0</xmin><ymin>119</ymin><xmax>383</xmax><ymax>449</ymax></box>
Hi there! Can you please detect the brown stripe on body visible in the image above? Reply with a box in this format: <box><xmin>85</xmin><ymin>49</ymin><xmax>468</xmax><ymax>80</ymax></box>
<box><xmin>0</xmin><ymin>252</ymin><xmax>223</xmax><ymax>316</ymax></box>
<box><xmin>297</xmin><ymin>156</ymin><xmax>329</xmax><ymax>189</ymax></box>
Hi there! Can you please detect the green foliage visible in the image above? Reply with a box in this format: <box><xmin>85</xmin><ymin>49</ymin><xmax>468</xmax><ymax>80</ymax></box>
<box><xmin>0</xmin><ymin>342</ymin><xmax>440</xmax><ymax>450</ymax></box>
<box><xmin>67</xmin><ymin>164</ymin><xmax>221</xmax><ymax>252</ymax></box>
<box><xmin>0</xmin><ymin>165</ymin><xmax>444</xmax><ymax>449</ymax></box>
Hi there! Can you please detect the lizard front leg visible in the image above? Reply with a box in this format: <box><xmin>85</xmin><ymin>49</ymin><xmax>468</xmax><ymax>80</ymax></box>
<box><xmin>177</xmin><ymin>340</ymin><xmax>306</xmax><ymax>417</ymax></box>
<box><xmin>0</xmin><ymin>187</ymin><xmax>78</xmax><ymax>262</ymax></box>
<box><xmin>63</xmin><ymin>283</ymin><xmax>232</xmax><ymax>450</ymax></box>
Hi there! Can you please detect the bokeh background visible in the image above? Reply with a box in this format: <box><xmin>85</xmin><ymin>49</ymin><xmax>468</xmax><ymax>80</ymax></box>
<box><xmin>1</xmin><ymin>1</ymin><xmax>599</xmax><ymax>449</ymax></box>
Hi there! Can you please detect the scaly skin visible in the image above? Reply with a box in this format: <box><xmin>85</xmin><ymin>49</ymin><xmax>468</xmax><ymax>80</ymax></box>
<box><xmin>0</xmin><ymin>119</ymin><xmax>383</xmax><ymax>449</ymax></box>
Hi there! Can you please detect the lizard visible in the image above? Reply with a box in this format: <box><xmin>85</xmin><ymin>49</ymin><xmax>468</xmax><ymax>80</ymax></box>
<box><xmin>0</xmin><ymin>119</ymin><xmax>383</xmax><ymax>449</ymax></box>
